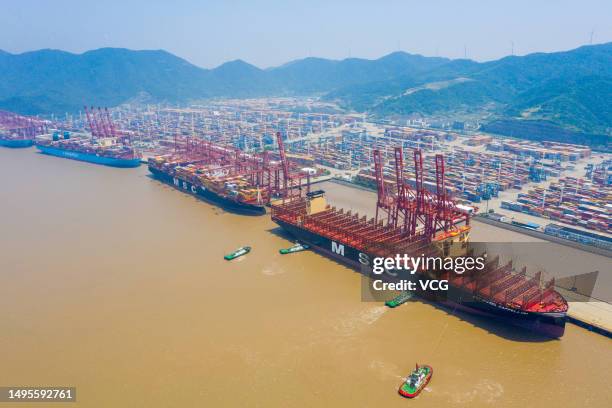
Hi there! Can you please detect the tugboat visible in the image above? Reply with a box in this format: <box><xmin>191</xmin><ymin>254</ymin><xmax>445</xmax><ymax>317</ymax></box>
<box><xmin>385</xmin><ymin>291</ymin><xmax>413</xmax><ymax>308</ymax></box>
<box><xmin>224</xmin><ymin>246</ymin><xmax>251</xmax><ymax>260</ymax></box>
<box><xmin>279</xmin><ymin>242</ymin><xmax>310</xmax><ymax>255</ymax></box>
<box><xmin>398</xmin><ymin>364</ymin><xmax>433</xmax><ymax>398</ymax></box>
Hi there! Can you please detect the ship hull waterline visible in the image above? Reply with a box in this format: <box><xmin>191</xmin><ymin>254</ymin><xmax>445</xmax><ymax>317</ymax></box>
<box><xmin>149</xmin><ymin>166</ymin><xmax>266</xmax><ymax>216</ymax></box>
<box><xmin>0</xmin><ymin>138</ymin><xmax>34</xmax><ymax>148</ymax></box>
<box><xmin>273</xmin><ymin>218</ymin><xmax>566</xmax><ymax>338</ymax></box>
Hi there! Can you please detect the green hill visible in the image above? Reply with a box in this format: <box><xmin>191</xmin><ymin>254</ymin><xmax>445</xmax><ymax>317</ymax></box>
<box><xmin>0</xmin><ymin>48</ymin><xmax>448</xmax><ymax>114</ymax></box>
<box><xmin>1</xmin><ymin>44</ymin><xmax>610</xmax><ymax>142</ymax></box>
<box><xmin>326</xmin><ymin>43</ymin><xmax>611</xmax><ymax>138</ymax></box>
<box><xmin>504</xmin><ymin>76</ymin><xmax>612</xmax><ymax>134</ymax></box>
<box><xmin>0</xmin><ymin>48</ymin><xmax>210</xmax><ymax>114</ymax></box>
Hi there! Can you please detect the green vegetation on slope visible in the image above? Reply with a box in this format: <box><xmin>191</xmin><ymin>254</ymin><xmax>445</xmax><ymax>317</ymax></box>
<box><xmin>371</xmin><ymin>79</ymin><xmax>511</xmax><ymax>116</ymax></box>
<box><xmin>1</xmin><ymin>43</ymin><xmax>610</xmax><ymax>141</ymax></box>
<box><xmin>0</xmin><ymin>49</ymin><xmax>449</xmax><ymax>114</ymax></box>
<box><xmin>330</xmin><ymin>43</ymin><xmax>611</xmax><ymax>137</ymax></box>
<box><xmin>505</xmin><ymin>76</ymin><xmax>612</xmax><ymax>134</ymax></box>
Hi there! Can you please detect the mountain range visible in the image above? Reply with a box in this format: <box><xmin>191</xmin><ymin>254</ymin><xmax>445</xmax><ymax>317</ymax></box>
<box><xmin>1</xmin><ymin>43</ymin><xmax>610</xmax><ymax>147</ymax></box>
<box><xmin>0</xmin><ymin>48</ymin><xmax>447</xmax><ymax>112</ymax></box>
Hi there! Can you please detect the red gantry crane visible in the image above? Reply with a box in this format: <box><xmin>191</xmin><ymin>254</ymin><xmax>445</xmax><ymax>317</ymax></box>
<box><xmin>373</xmin><ymin>147</ymin><xmax>471</xmax><ymax>241</ymax></box>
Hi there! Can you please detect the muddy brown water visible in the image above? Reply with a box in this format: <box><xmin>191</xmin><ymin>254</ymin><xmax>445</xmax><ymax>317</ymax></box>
<box><xmin>1</xmin><ymin>148</ymin><xmax>610</xmax><ymax>407</ymax></box>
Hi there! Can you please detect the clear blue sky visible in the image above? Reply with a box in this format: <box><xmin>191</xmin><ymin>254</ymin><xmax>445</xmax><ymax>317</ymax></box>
<box><xmin>2</xmin><ymin>0</ymin><xmax>611</xmax><ymax>68</ymax></box>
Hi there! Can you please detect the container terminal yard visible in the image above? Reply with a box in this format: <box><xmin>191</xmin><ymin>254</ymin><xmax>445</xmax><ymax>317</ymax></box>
<box><xmin>4</xmin><ymin>99</ymin><xmax>611</xmax><ymax>237</ymax></box>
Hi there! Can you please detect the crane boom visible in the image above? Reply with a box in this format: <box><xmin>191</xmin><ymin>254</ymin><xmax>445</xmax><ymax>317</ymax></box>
<box><xmin>276</xmin><ymin>131</ymin><xmax>289</xmax><ymax>195</ymax></box>
<box><xmin>105</xmin><ymin>107</ymin><xmax>117</xmax><ymax>137</ymax></box>
<box><xmin>84</xmin><ymin>106</ymin><xmax>95</xmax><ymax>138</ymax></box>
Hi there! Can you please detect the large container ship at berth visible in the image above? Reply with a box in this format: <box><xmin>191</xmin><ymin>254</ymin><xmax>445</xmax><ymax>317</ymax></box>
<box><xmin>36</xmin><ymin>132</ymin><xmax>141</xmax><ymax>168</ymax></box>
<box><xmin>0</xmin><ymin>135</ymin><xmax>33</xmax><ymax>148</ymax></box>
<box><xmin>148</xmin><ymin>132</ymin><xmax>307</xmax><ymax>216</ymax></box>
<box><xmin>35</xmin><ymin>106</ymin><xmax>141</xmax><ymax>168</ymax></box>
<box><xmin>271</xmin><ymin>148</ymin><xmax>568</xmax><ymax>338</ymax></box>
<box><xmin>148</xmin><ymin>156</ymin><xmax>267</xmax><ymax>215</ymax></box>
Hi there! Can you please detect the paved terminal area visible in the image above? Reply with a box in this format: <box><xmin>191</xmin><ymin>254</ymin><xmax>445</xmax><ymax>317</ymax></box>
<box><xmin>567</xmin><ymin>301</ymin><xmax>612</xmax><ymax>337</ymax></box>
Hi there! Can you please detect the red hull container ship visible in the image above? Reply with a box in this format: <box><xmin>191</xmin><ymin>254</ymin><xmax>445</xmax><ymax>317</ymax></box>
<box><xmin>271</xmin><ymin>148</ymin><xmax>568</xmax><ymax>338</ymax></box>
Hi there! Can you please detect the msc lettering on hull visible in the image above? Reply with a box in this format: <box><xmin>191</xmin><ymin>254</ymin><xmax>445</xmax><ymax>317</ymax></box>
<box><xmin>359</xmin><ymin>252</ymin><xmax>370</xmax><ymax>266</ymax></box>
<box><xmin>173</xmin><ymin>178</ymin><xmax>197</xmax><ymax>194</ymax></box>
<box><xmin>331</xmin><ymin>240</ymin><xmax>371</xmax><ymax>266</ymax></box>
<box><xmin>331</xmin><ymin>241</ymin><xmax>345</xmax><ymax>256</ymax></box>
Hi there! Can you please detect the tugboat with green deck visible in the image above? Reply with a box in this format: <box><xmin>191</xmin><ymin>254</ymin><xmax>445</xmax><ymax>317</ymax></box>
<box><xmin>224</xmin><ymin>246</ymin><xmax>251</xmax><ymax>260</ymax></box>
<box><xmin>279</xmin><ymin>242</ymin><xmax>310</xmax><ymax>255</ymax></box>
<box><xmin>385</xmin><ymin>291</ymin><xmax>413</xmax><ymax>308</ymax></box>
<box><xmin>398</xmin><ymin>364</ymin><xmax>433</xmax><ymax>398</ymax></box>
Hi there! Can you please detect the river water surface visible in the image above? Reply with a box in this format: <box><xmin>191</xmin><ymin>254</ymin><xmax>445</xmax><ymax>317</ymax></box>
<box><xmin>1</xmin><ymin>148</ymin><xmax>610</xmax><ymax>407</ymax></box>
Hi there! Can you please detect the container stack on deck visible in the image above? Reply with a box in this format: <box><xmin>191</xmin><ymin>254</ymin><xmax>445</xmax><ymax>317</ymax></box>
<box><xmin>37</xmin><ymin>132</ymin><xmax>139</xmax><ymax>160</ymax></box>
<box><xmin>156</xmin><ymin>157</ymin><xmax>270</xmax><ymax>205</ymax></box>
<box><xmin>151</xmin><ymin>131</ymin><xmax>315</xmax><ymax>206</ymax></box>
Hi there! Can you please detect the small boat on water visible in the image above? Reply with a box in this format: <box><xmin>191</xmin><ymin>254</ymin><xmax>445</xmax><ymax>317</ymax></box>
<box><xmin>385</xmin><ymin>291</ymin><xmax>413</xmax><ymax>308</ymax></box>
<box><xmin>224</xmin><ymin>246</ymin><xmax>251</xmax><ymax>260</ymax></box>
<box><xmin>279</xmin><ymin>242</ymin><xmax>310</xmax><ymax>255</ymax></box>
<box><xmin>398</xmin><ymin>364</ymin><xmax>432</xmax><ymax>398</ymax></box>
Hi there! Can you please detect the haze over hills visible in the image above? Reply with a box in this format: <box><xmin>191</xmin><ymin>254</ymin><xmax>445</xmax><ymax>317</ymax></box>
<box><xmin>0</xmin><ymin>48</ymin><xmax>451</xmax><ymax>112</ymax></box>
<box><xmin>0</xmin><ymin>43</ymin><xmax>610</xmax><ymax>146</ymax></box>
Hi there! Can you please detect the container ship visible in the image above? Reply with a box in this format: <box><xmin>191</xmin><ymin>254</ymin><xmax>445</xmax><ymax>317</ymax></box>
<box><xmin>271</xmin><ymin>148</ymin><xmax>568</xmax><ymax>338</ymax></box>
<box><xmin>0</xmin><ymin>110</ymin><xmax>45</xmax><ymax>148</ymax></box>
<box><xmin>148</xmin><ymin>156</ymin><xmax>267</xmax><ymax>215</ymax></box>
<box><xmin>0</xmin><ymin>134</ymin><xmax>34</xmax><ymax>148</ymax></box>
<box><xmin>36</xmin><ymin>131</ymin><xmax>141</xmax><ymax>168</ymax></box>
